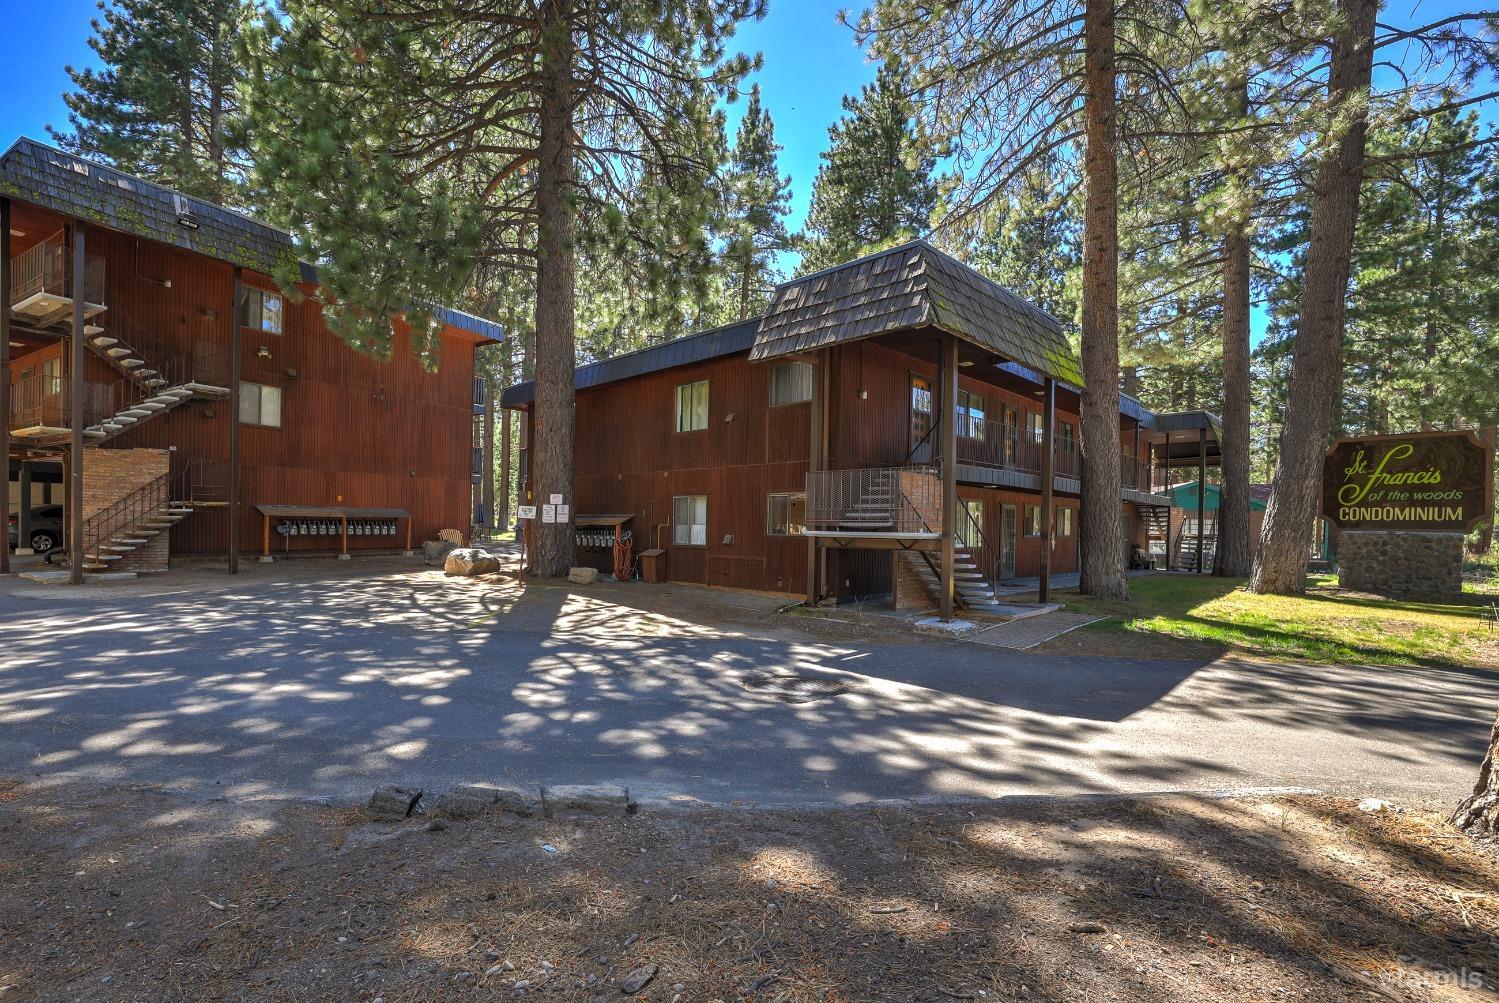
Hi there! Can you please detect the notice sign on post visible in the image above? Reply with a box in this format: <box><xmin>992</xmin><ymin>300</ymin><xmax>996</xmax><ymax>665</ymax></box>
<box><xmin>1322</xmin><ymin>430</ymin><xmax>1494</xmax><ymax>532</ymax></box>
<box><xmin>517</xmin><ymin>505</ymin><xmax>537</xmax><ymax>520</ymax></box>
<box><xmin>556</xmin><ymin>505</ymin><xmax>570</xmax><ymax>523</ymax></box>
<box><xmin>542</xmin><ymin>505</ymin><xmax>557</xmax><ymax>524</ymax></box>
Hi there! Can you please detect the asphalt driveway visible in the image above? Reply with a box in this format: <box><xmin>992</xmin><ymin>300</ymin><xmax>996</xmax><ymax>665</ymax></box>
<box><xmin>0</xmin><ymin>559</ymin><xmax>1493</xmax><ymax>807</ymax></box>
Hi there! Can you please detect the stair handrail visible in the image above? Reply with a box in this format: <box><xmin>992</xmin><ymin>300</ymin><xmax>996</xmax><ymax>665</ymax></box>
<box><xmin>956</xmin><ymin>500</ymin><xmax>1001</xmax><ymax>588</ymax></box>
<box><xmin>81</xmin><ymin>470</ymin><xmax>170</xmax><ymax>566</ymax></box>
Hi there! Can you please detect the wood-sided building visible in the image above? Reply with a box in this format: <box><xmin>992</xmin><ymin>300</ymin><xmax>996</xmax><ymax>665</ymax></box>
<box><xmin>2</xmin><ymin>137</ymin><xmax>501</xmax><ymax>581</ymax></box>
<box><xmin>504</xmin><ymin>241</ymin><xmax>1220</xmax><ymax>616</ymax></box>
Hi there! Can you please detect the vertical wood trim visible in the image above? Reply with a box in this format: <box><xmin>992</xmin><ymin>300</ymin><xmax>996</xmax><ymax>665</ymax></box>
<box><xmin>1040</xmin><ymin>378</ymin><xmax>1056</xmax><ymax>603</ymax></box>
<box><xmin>939</xmin><ymin>335</ymin><xmax>957</xmax><ymax>620</ymax></box>
<box><xmin>229</xmin><ymin>267</ymin><xmax>242</xmax><ymax>574</ymax></box>
<box><xmin>1197</xmin><ymin>427</ymin><xmax>1207</xmax><ymax>573</ymax></box>
<box><xmin>0</xmin><ymin>198</ymin><xmax>10</xmax><ymax>576</ymax></box>
<box><xmin>806</xmin><ymin>348</ymin><xmax>825</xmax><ymax>604</ymax></box>
<box><xmin>69</xmin><ymin>223</ymin><xmax>86</xmax><ymax>586</ymax></box>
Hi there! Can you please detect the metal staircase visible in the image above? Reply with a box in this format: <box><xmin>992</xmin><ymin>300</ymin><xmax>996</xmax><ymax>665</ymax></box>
<box><xmin>77</xmin><ymin>463</ymin><xmax>214</xmax><ymax>572</ymax></box>
<box><xmin>1173</xmin><ymin>515</ymin><xmax>1217</xmax><ymax>572</ymax></box>
<box><xmin>79</xmin><ymin>313</ymin><xmax>231</xmax><ymax>442</ymax></box>
<box><xmin>903</xmin><ymin>549</ymin><xmax>1007</xmax><ymax>614</ymax></box>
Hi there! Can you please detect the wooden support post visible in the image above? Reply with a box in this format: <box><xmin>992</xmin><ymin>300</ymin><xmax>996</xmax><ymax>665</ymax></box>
<box><xmin>806</xmin><ymin>348</ymin><xmax>825</xmax><ymax>605</ymax></box>
<box><xmin>499</xmin><ymin>405</ymin><xmax>512</xmax><ymax>532</ymax></box>
<box><xmin>1197</xmin><ymin>427</ymin><xmax>1207</xmax><ymax>574</ymax></box>
<box><xmin>482</xmin><ymin>392</ymin><xmax>495</xmax><ymax>532</ymax></box>
<box><xmin>16</xmin><ymin>462</ymin><xmax>31</xmax><ymax>555</ymax></box>
<box><xmin>69</xmin><ymin>223</ymin><xmax>86</xmax><ymax>586</ymax></box>
<box><xmin>0</xmin><ymin>198</ymin><xmax>10</xmax><ymax>576</ymax></box>
<box><xmin>262</xmin><ymin>513</ymin><xmax>271</xmax><ymax>561</ymax></box>
<box><xmin>1039</xmin><ymin>378</ymin><xmax>1056</xmax><ymax>604</ymax></box>
<box><xmin>405</xmin><ymin>517</ymin><xmax>413</xmax><ymax>556</ymax></box>
<box><xmin>939</xmin><ymin>335</ymin><xmax>958</xmax><ymax>620</ymax></box>
<box><xmin>340</xmin><ymin>515</ymin><xmax>349</xmax><ymax>559</ymax></box>
<box><xmin>228</xmin><ymin>267</ymin><xmax>242</xmax><ymax>574</ymax></box>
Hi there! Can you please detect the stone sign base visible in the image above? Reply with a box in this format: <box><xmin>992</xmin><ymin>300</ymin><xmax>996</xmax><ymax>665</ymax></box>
<box><xmin>1337</xmin><ymin>531</ymin><xmax>1464</xmax><ymax>598</ymax></box>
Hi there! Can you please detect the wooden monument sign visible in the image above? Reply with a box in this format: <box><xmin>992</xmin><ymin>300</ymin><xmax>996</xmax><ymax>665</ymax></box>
<box><xmin>1322</xmin><ymin>430</ymin><xmax>1494</xmax><ymax>533</ymax></box>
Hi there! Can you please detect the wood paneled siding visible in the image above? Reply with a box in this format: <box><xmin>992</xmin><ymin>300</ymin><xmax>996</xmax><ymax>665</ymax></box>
<box><xmin>562</xmin><ymin>337</ymin><xmax>1089</xmax><ymax>596</ymax></box>
<box><xmin>15</xmin><ymin>225</ymin><xmax>479</xmax><ymax>553</ymax></box>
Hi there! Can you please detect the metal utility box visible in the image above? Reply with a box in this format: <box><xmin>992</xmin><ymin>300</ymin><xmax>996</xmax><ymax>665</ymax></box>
<box><xmin>637</xmin><ymin>548</ymin><xmax>667</xmax><ymax>584</ymax></box>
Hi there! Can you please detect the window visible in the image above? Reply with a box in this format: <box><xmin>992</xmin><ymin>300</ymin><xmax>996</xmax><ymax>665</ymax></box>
<box><xmin>672</xmin><ymin>495</ymin><xmax>707</xmax><ymax>546</ymax></box>
<box><xmin>1056</xmin><ymin>505</ymin><xmax>1074</xmax><ymax>537</ymax></box>
<box><xmin>767</xmin><ymin>493</ymin><xmax>806</xmax><ymax>536</ymax></box>
<box><xmin>239</xmin><ymin>381</ymin><xmax>283</xmax><ymax>427</ymax></box>
<box><xmin>675</xmin><ymin>380</ymin><xmax>709</xmax><ymax>432</ymax></box>
<box><xmin>956</xmin><ymin>389</ymin><xmax>987</xmax><ymax>440</ymax></box>
<box><xmin>1024</xmin><ymin>504</ymin><xmax>1042</xmax><ymax>538</ymax></box>
<box><xmin>957</xmin><ymin>499</ymin><xmax>985</xmax><ymax>549</ymax></box>
<box><xmin>1027</xmin><ymin>411</ymin><xmax>1044</xmax><ymax>443</ymax></box>
<box><xmin>1059</xmin><ymin>421</ymin><xmax>1076</xmax><ymax>449</ymax></box>
<box><xmin>770</xmin><ymin>361</ymin><xmax>813</xmax><ymax>406</ymax></box>
<box><xmin>240</xmin><ymin>287</ymin><xmax>284</xmax><ymax>334</ymax></box>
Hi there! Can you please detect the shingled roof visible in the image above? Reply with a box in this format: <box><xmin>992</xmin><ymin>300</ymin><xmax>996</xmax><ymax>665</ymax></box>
<box><xmin>748</xmin><ymin>240</ymin><xmax>1082</xmax><ymax>387</ymax></box>
<box><xmin>0</xmin><ymin>137</ymin><xmax>502</xmax><ymax>342</ymax></box>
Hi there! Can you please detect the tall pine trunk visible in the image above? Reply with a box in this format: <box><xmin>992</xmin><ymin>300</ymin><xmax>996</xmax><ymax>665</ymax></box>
<box><xmin>1215</xmin><ymin>80</ymin><xmax>1253</xmax><ymax>579</ymax></box>
<box><xmin>531</xmin><ymin>0</ymin><xmax>576</xmax><ymax>578</ymax></box>
<box><xmin>1249</xmin><ymin>0</ymin><xmax>1376</xmax><ymax>594</ymax></box>
<box><xmin>1078</xmin><ymin>0</ymin><xmax>1128</xmax><ymax>600</ymax></box>
<box><xmin>1453</xmin><ymin>708</ymin><xmax>1499</xmax><ymax>836</ymax></box>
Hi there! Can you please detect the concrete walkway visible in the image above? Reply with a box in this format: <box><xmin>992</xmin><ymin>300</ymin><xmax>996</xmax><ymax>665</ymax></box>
<box><xmin>0</xmin><ymin>558</ymin><xmax>1493</xmax><ymax>808</ymax></box>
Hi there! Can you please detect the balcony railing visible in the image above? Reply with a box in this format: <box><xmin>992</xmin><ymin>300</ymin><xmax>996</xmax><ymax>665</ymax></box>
<box><xmin>8</xmin><ymin>373</ymin><xmax>70</xmax><ymax>430</ymax></box>
<box><xmin>805</xmin><ymin>465</ymin><xmax>941</xmax><ymax>535</ymax></box>
<box><xmin>1121</xmin><ymin>451</ymin><xmax>1170</xmax><ymax>496</ymax></box>
<box><xmin>9</xmin><ymin>233</ymin><xmax>106</xmax><ymax>308</ymax></box>
<box><xmin>953</xmin><ymin>415</ymin><xmax>1083</xmax><ymax>479</ymax></box>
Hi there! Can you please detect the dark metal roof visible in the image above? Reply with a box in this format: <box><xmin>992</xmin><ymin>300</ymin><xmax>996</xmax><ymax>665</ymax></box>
<box><xmin>501</xmin><ymin>318</ymin><xmax>761</xmax><ymax>407</ymax></box>
<box><xmin>748</xmin><ymin>240</ymin><xmax>1084</xmax><ymax>387</ymax></box>
<box><xmin>257</xmin><ymin>504</ymin><xmax>410</xmax><ymax>519</ymax></box>
<box><xmin>0</xmin><ymin>136</ymin><xmax>502</xmax><ymax>342</ymax></box>
<box><xmin>1153</xmin><ymin>409</ymin><xmax>1224</xmax><ymax>438</ymax></box>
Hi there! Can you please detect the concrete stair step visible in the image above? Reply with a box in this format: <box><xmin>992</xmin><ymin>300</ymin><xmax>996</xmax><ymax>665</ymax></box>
<box><xmin>91</xmin><ymin>335</ymin><xmax>118</xmax><ymax>347</ymax></box>
<box><xmin>120</xmin><ymin>358</ymin><xmax>145</xmax><ymax>368</ymax></box>
<box><xmin>118</xmin><ymin>408</ymin><xmax>151</xmax><ymax>419</ymax></box>
<box><xmin>105</xmin><ymin>347</ymin><xmax>132</xmax><ymax>358</ymax></box>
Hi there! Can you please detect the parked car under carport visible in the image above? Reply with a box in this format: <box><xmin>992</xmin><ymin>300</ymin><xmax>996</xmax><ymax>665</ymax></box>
<box><xmin>8</xmin><ymin>504</ymin><xmax>62</xmax><ymax>554</ymax></box>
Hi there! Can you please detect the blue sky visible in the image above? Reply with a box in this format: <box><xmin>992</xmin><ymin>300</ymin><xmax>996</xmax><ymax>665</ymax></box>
<box><xmin>2</xmin><ymin>0</ymin><xmax>1491</xmax><ymax>352</ymax></box>
<box><xmin>0</xmin><ymin>0</ymin><xmax>875</xmax><ymax>235</ymax></box>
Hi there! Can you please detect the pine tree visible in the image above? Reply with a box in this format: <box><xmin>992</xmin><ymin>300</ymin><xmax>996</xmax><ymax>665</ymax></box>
<box><xmin>720</xmin><ymin>86</ymin><xmax>792</xmax><ymax>320</ymax></box>
<box><xmin>241</xmin><ymin>0</ymin><xmax>759</xmax><ymax>577</ymax></box>
<box><xmin>958</xmin><ymin>155</ymin><xmax>1082</xmax><ymax>330</ymax></box>
<box><xmin>798</xmin><ymin>57</ymin><xmax>937</xmax><ymax>273</ymax></box>
<box><xmin>50</xmin><ymin>0</ymin><xmax>249</xmax><ymax>203</ymax></box>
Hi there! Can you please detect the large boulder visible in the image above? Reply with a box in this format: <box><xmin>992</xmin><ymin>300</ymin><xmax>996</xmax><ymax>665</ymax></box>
<box><xmin>445</xmin><ymin>548</ymin><xmax>503</xmax><ymax>577</ymax></box>
<box><xmin>567</xmin><ymin>566</ymin><xmax>600</xmax><ymax>585</ymax></box>
<box><xmin>422</xmin><ymin>539</ymin><xmax>456</xmax><ymax>565</ymax></box>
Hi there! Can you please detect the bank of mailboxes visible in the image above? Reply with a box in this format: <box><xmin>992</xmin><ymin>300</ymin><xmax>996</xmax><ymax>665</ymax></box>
<box><xmin>576</xmin><ymin>528</ymin><xmax>630</xmax><ymax>550</ymax></box>
<box><xmin>276</xmin><ymin>519</ymin><xmax>398</xmax><ymax>537</ymax></box>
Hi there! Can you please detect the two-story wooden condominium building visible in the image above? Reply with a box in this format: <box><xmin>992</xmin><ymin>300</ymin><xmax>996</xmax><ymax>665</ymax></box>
<box><xmin>503</xmin><ymin>241</ymin><xmax>1220</xmax><ymax>616</ymax></box>
<box><xmin>2</xmin><ymin>138</ymin><xmax>501</xmax><ymax>582</ymax></box>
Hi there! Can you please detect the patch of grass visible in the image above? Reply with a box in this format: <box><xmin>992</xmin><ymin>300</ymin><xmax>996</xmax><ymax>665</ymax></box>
<box><xmin>1055</xmin><ymin>573</ymin><xmax>1498</xmax><ymax>669</ymax></box>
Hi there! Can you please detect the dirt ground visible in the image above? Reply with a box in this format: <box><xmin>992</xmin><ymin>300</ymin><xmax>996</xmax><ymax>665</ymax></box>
<box><xmin>1</xmin><ymin>781</ymin><xmax>1495</xmax><ymax>1003</ymax></box>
